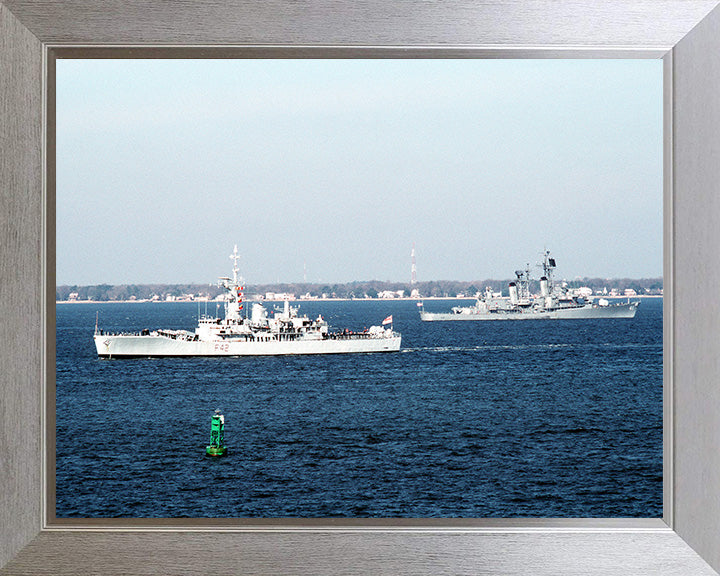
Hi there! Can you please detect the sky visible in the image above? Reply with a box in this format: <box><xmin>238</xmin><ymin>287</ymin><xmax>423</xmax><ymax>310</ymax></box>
<box><xmin>56</xmin><ymin>59</ymin><xmax>663</xmax><ymax>286</ymax></box>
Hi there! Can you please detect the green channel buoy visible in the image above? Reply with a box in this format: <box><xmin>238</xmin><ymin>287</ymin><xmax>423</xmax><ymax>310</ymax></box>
<box><xmin>206</xmin><ymin>409</ymin><xmax>227</xmax><ymax>457</ymax></box>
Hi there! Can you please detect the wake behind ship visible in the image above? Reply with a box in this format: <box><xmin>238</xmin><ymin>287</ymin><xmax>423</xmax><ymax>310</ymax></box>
<box><xmin>94</xmin><ymin>246</ymin><xmax>401</xmax><ymax>358</ymax></box>
<box><xmin>420</xmin><ymin>250</ymin><xmax>639</xmax><ymax>321</ymax></box>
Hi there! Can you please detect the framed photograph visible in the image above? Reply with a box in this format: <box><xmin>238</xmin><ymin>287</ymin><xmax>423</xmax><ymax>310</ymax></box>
<box><xmin>52</xmin><ymin>56</ymin><xmax>663</xmax><ymax>523</ymax></box>
<box><xmin>2</xmin><ymin>1</ymin><xmax>720</xmax><ymax>574</ymax></box>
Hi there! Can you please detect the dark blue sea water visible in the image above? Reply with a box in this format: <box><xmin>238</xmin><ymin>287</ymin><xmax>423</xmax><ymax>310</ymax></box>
<box><xmin>55</xmin><ymin>298</ymin><xmax>662</xmax><ymax>518</ymax></box>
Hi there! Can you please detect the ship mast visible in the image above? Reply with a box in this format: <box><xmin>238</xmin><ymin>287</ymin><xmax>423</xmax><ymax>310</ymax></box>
<box><xmin>219</xmin><ymin>245</ymin><xmax>244</xmax><ymax>322</ymax></box>
<box><xmin>411</xmin><ymin>243</ymin><xmax>417</xmax><ymax>285</ymax></box>
<box><xmin>230</xmin><ymin>244</ymin><xmax>240</xmax><ymax>286</ymax></box>
<box><xmin>542</xmin><ymin>250</ymin><xmax>556</xmax><ymax>290</ymax></box>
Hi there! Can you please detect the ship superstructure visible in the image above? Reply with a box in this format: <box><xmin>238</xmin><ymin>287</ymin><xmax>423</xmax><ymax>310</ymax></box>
<box><xmin>419</xmin><ymin>250</ymin><xmax>639</xmax><ymax>321</ymax></box>
<box><xmin>94</xmin><ymin>246</ymin><xmax>401</xmax><ymax>357</ymax></box>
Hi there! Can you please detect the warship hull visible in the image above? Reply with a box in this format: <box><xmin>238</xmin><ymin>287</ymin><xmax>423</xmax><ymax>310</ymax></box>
<box><xmin>420</xmin><ymin>301</ymin><xmax>639</xmax><ymax>321</ymax></box>
<box><xmin>94</xmin><ymin>333</ymin><xmax>401</xmax><ymax>358</ymax></box>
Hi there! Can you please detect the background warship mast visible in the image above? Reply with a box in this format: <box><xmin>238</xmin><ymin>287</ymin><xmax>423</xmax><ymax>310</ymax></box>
<box><xmin>411</xmin><ymin>243</ymin><xmax>417</xmax><ymax>285</ymax></box>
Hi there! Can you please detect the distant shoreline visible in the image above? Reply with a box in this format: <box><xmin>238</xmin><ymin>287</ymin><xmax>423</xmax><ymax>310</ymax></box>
<box><xmin>57</xmin><ymin>294</ymin><xmax>662</xmax><ymax>304</ymax></box>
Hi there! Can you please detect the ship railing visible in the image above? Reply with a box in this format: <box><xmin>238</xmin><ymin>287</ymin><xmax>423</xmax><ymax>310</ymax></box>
<box><xmin>324</xmin><ymin>330</ymin><xmax>397</xmax><ymax>340</ymax></box>
<box><xmin>326</xmin><ymin>332</ymin><xmax>370</xmax><ymax>340</ymax></box>
<box><xmin>97</xmin><ymin>329</ymin><xmax>202</xmax><ymax>341</ymax></box>
<box><xmin>156</xmin><ymin>329</ymin><xmax>197</xmax><ymax>341</ymax></box>
<box><xmin>96</xmin><ymin>330</ymin><xmax>157</xmax><ymax>337</ymax></box>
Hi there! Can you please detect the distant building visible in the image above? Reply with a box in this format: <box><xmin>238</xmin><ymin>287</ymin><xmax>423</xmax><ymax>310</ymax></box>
<box><xmin>265</xmin><ymin>292</ymin><xmax>295</xmax><ymax>301</ymax></box>
<box><xmin>167</xmin><ymin>293</ymin><xmax>195</xmax><ymax>302</ymax></box>
<box><xmin>378</xmin><ymin>290</ymin><xmax>404</xmax><ymax>299</ymax></box>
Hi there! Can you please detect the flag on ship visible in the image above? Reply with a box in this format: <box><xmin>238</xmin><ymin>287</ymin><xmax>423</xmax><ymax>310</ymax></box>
<box><xmin>382</xmin><ymin>315</ymin><xmax>393</xmax><ymax>325</ymax></box>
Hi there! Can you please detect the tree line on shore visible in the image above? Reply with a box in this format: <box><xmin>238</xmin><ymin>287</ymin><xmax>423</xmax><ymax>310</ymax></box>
<box><xmin>56</xmin><ymin>277</ymin><xmax>663</xmax><ymax>302</ymax></box>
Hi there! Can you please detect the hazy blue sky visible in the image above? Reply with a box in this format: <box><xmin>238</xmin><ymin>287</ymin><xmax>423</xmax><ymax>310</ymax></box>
<box><xmin>57</xmin><ymin>59</ymin><xmax>662</xmax><ymax>285</ymax></box>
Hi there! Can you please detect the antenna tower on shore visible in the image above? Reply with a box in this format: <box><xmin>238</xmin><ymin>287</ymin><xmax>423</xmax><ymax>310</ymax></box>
<box><xmin>411</xmin><ymin>243</ymin><xmax>417</xmax><ymax>285</ymax></box>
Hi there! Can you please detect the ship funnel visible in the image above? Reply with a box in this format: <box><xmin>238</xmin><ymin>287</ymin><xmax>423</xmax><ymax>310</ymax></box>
<box><xmin>508</xmin><ymin>282</ymin><xmax>519</xmax><ymax>304</ymax></box>
<box><xmin>252</xmin><ymin>303</ymin><xmax>267</xmax><ymax>323</ymax></box>
<box><xmin>540</xmin><ymin>276</ymin><xmax>550</xmax><ymax>297</ymax></box>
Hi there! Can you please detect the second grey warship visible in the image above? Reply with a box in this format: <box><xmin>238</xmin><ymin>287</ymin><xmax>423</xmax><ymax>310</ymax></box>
<box><xmin>419</xmin><ymin>251</ymin><xmax>639</xmax><ymax>321</ymax></box>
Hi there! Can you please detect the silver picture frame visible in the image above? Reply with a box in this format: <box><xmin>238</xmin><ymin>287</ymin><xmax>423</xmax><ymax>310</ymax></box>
<box><xmin>2</xmin><ymin>1</ymin><xmax>720</xmax><ymax>574</ymax></box>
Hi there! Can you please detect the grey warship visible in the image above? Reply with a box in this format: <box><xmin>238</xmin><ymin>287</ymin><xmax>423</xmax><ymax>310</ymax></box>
<box><xmin>419</xmin><ymin>251</ymin><xmax>639</xmax><ymax>321</ymax></box>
